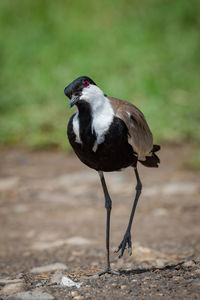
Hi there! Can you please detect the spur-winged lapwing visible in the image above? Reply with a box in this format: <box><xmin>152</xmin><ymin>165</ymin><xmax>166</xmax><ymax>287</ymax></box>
<box><xmin>64</xmin><ymin>76</ymin><xmax>160</xmax><ymax>275</ymax></box>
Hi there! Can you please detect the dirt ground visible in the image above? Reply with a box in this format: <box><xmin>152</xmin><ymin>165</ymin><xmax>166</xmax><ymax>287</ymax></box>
<box><xmin>0</xmin><ymin>145</ymin><xmax>200</xmax><ymax>299</ymax></box>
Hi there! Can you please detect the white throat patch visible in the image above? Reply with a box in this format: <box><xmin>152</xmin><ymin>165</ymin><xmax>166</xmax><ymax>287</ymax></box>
<box><xmin>80</xmin><ymin>85</ymin><xmax>114</xmax><ymax>151</ymax></box>
<box><xmin>72</xmin><ymin>111</ymin><xmax>82</xmax><ymax>144</ymax></box>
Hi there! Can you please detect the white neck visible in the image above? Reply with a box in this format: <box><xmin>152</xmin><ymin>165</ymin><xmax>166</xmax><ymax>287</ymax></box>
<box><xmin>79</xmin><ymin>84</ymin><xmax>114</xmax><ymax>151</ymax></box>
<box><xmin>80</xmin><ymin>85</ymin><xmax>105</xmax><ymax>109</ymax></box>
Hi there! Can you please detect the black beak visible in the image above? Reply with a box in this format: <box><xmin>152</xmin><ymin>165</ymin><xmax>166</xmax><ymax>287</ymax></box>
<box><xmin>69</xmin><ymin>95</ymin><xmax>79</xmax><ymax>108</ymax></box>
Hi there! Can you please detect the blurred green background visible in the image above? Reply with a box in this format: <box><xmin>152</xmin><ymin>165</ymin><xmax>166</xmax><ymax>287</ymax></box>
<box><xmin>0</xmin><ymin>0</ymin><xmax>200</xmax><ymax>155</ymax></box>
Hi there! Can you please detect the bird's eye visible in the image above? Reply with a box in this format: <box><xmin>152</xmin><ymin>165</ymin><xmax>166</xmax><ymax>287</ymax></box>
<box><xmin>84</xmin><ymin>81</ymin><xmax>90</xmax><ymax>87</ymax></box>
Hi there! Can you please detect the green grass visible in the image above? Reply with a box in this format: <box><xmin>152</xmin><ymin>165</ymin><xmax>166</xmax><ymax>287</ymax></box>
<box><xmin>0</xmin><ymin>0</ymin><xmax>200</xmax><ymax>150</ymax></box>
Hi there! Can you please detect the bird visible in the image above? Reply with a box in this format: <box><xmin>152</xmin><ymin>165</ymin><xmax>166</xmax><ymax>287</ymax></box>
<box><xmin>64</xmin><ymin>76</ymin><xmax>160</xmax><ymax>276</ymax></box>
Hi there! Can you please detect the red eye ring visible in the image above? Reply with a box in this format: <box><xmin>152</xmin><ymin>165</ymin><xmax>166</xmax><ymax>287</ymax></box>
<box><xmin>84</xmin><ymin>81</ymin><xmax>90</xmax><ymax>87</ymax></box>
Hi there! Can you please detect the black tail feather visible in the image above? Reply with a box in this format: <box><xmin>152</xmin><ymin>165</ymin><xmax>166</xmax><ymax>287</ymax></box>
<box><xmin>139</xmin><ymin>144</ymin><xmax>160</xmax><ymax>168</ymax></box>
<box><xmin>153</xmin><ymin>144</ymin><xmax>160</xmax><ymax>152</ymax></box>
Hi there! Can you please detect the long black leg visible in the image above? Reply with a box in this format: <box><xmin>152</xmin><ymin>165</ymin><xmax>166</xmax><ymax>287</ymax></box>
<box><xmin>115</xmin><ymin>165</ymin><xmax>142</xmax><ymax>258</ymax></box>
<box><xmin>88</xmin><ymin>171</ymin><xmax>119</xmax><ymax>276</ymax></box>
<box><xmin>99</xmin><ymin>171</ymin><xmax>112</xmax><ymax>269</ymax></box>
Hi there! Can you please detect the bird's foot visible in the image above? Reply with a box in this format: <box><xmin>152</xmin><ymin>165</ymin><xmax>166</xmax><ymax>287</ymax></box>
<box><xmin>87</xmin><ymin>267</ymin><xmax>119</xmax><ymax>277</ymax></box>
<box><xmin>114</xmin><ymin>230</ymin><xmax>132</xmax><ymax>258</ymax></box>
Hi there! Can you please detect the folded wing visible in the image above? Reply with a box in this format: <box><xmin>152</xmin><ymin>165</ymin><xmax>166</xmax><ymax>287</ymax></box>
<box><xmin>108</xmin><ymin>97</ymin><xmax>160</xmax><ymax>167</ymax></box>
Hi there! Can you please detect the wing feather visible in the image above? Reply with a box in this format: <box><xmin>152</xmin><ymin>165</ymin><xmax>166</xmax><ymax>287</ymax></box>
<box><xmin>107</xmin><ymin>96</ymin><xmax>153</xmax><ymax>160</ymax></box>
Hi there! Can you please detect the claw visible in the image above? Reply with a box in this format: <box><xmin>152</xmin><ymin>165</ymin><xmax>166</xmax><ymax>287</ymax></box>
<box><xmin>115</xmin><ymin>231</ymin><xmax>132</xmax><ymax>258</ymax></box>
<box><xmin>128</xmin><ymin>247</ymin><xmax>132</xmax><ymax>256</ymax></box>
<box><xmin>114</xmin><ymin>245</ymin><xmax>121</xmax><ymax>253</ymax></box>
<box><xmin>128</xmin><ymin>237</ymin><xmax>132</xmax><ymax>256</ymax></box>
<box><xmin>113</xmin><ymin>247</ymin><xmax>119</xmax><ymax>253</ymax></box>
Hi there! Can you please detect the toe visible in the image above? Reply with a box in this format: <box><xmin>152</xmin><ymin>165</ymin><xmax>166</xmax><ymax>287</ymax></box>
<box><xmin>118</xmin><ymin>242</ymin><xmax>126</xmax><ymax>258</ymax></box>
<box><xmin>116</xmin><ymin>232</ymin><xmax>132</xmax><ymax>258</ymax></box>
<box><xmin>128</xmin><ymin>247</ymin><xmax>132</xmax><ymax>256</ymax></box>
<box><xmin>128</xmin><ymin>237</ymin><xmax>132</xmax><ymax>256</ymax></box>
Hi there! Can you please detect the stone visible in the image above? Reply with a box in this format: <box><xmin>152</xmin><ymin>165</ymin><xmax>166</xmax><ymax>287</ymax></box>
<box><xmin>60</xmin><ymin>276</ymin><xmax>82</xmax><ymax>288</ymax></box>
<box><xmin>111</xmin><ymin>283</ymin><xmax>117</xmax><ymax>287</ymax></box>
<box><xmin>48</xmin><ymin>271</ymin><xmax>63</xmax><ymax>285</ymax></box>
<box><xmin>182</xmin><ymin>260</ymin><xmax>196</xmax><ymax>268</ymax></box>
<box><xmin>30</xmin><ymin>263</ymin><xmax>67</xmax><ymax>274</ymax></box>
<box><xmin>155</xmin><ymin>259</ymin><xmax>166</xmax><ymax>268</ymax></box>
<box><xmin>7</xmin><ymin>290</ymin><xmax>54</xmax><ymax>300</ymax></box>
<box><xmin>1</xmin><ymin>282</ymin><xmax>24</xmax><ymax>295</ymax></box>
<box><xmin>120</xmin><ymin>285</ymin><xmax>127</xmax><ymax>290</ymax></box>
<box><xmin>173</xmin><ymin>276</ymin><xmax>181</xmax><ymax>280</ymax></box>
<box><xmin>71</xmin><ymin>291</ymin><xmax>79</xmax><ymax>297</ymax></box>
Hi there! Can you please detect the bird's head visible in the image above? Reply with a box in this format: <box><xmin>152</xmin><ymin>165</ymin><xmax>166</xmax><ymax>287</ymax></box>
<box><xmin>64</xmin><ymin>76</ymin><xmax>104</xmax><ymax>108</ymax></box>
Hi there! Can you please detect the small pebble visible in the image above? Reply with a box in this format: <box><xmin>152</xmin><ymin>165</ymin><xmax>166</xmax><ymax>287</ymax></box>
<box><xmin>61</xmin><ymin>276</ymin><xmax>82</xmax><ymax>288</ymax></box>
<box><xmin>182</xmin><ymin>260</ymin><xmax>196</xmax><ymax>268</ymax></box>
<box><xmin>120</xmin><ymin>285</ymin><xmax>127</xmax><ymax>290</ymax></box>
<box><xmin>112</xmin><ymin>283</ymin><xmax>117</xmax><ymax>287</ymax></box>
<box><xmin>173</xmin><ymin>276</ymin><xmax>181</xmax><ymax>280</ymax></box>
<box><xmin>155</xmin><ymin>259</ymin><xmax>166</xmax><ymax>268</ymax></box>
<box><xmin>71</xmin><ymin>291</ymin><xmax>79</xmax><ymax>297</ymax></box>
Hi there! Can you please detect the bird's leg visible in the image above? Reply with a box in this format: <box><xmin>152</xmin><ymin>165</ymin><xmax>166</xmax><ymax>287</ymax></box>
<box><xmin>115</xmin><ymin>166</ymin><xmax>142</xmax><ymax>258</ymax></box>
<box><xmin>87</xmin><ymin>171</ymin><xmax>119</xmax><ymax>276</ymax></box>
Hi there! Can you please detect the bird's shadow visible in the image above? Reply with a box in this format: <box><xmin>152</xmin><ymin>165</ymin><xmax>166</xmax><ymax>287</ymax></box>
<box><xmin>118</xmin><ymin>261</ymin><xmax>185</xmax><ymax>276</ymax></box>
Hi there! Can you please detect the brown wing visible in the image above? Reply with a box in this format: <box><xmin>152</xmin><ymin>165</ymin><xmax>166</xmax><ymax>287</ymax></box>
<box><xmin>108</xmin><ymin>96</ymin><xmax>153</xmax><ymax>160</ymax></box>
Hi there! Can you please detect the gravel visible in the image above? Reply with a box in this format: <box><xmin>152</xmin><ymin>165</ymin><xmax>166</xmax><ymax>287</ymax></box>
<box><xmin>0</xmin><ymin>146</ymin><xmax>199</xmax><ymax>299</ymax></box>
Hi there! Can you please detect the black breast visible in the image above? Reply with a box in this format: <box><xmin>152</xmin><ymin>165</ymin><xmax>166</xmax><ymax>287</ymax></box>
<box><xmin>67</xmin><ymin>103</ymin><xmax>137</xmax><ymax>172</ymax></box>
